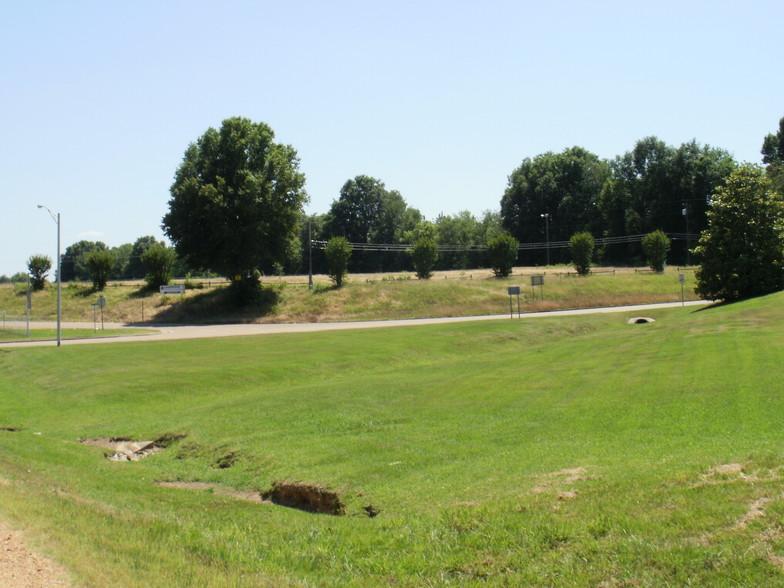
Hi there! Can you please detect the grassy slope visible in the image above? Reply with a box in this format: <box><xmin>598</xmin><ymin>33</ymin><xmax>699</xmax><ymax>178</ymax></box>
<box><xmin>0</xmin><ymin>292</ymin><xmax>782</xmax><ymax>585</ymax></box>
<box><xmin>0</xmin><ymin>267</ymin><xmax>700</xmax><ymax>325</ymax></box>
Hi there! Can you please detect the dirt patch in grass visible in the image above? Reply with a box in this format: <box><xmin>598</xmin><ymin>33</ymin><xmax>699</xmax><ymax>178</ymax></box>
<box><xmin>0</xmin><ymin>427</ymin><xmax>20</xmax><ymax>432</ymax></box>
<box><xmin>262</xmin><ymin>482</ymin><xmax>346</xmax><ymax>516</ymax></box>
<box><xmin>532</xmin><ymin>466</ymin><xmax>598</xmax><ymax>496</ymax></box>
<box><xmin>734</xmin><ymin>497</ymin><xmax>772</xmax><ymax>529</ymax></box>
<box><xmin>155</xmin><ymin>481</ymin><xmax>266</xmax><ymax>504</ymax></box>
<box><xmin>80</xmin><ymin>433</ymin><xmax>186</xmax><ymax>461</ymax></box>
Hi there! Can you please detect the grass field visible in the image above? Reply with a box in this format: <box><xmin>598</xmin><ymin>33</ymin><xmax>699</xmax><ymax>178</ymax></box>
<box><xmin>0</xmin><ymin>291</ymin><xmax>782</xmax><ymax>586</ymax></box>
<box><xmin>0</xmin><ymin>327</ymin><xmax>154</xmax><ymax>343</ymax></box>
<box><xmin>0</xmin><ymin>266</ymin><xmax>699</xmax><ymax>325</ymax></box>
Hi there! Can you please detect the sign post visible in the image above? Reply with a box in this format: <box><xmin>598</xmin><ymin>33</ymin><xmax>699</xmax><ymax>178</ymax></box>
<box><xmin>507</xmin><ymin>286</ymin><xmax>521</xmax><ymax>318</ymax></box>
<box><xmin>679</xmin><ymin>273</ymin><xmax>685</xmax><ymax>306</ymax></box>
<box><xmin>97</xmin><ymin>295</ymin><xmax>106</xmax><ymax>330</ymax></box>
<box><xmin>160</xmin><ymin>284</ymin><xmax>185</xmax><ymax>296</ymax></box>
<box><xmin>530</xmin><ymin>275</ymin><xmax>544</xmax><ymax>300</ymax></box>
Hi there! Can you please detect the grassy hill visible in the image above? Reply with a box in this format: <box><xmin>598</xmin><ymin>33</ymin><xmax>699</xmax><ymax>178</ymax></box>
<box><xmin>0</xmin><ymin>290</ymin><xmax>782</xmax><ymax>585</ymax></box>
<box><xmin>0</xmin><ymin>266</ymin><xmax>699</xmax><ymax>325</ymax></box>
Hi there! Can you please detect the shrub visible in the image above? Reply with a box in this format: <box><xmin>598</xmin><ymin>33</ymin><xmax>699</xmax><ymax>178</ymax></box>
<box><xmin>325</xmin><ymin>237</ymin><xmax>352</xmax><ymax>287</ymax></box>
<box><xmin>486</xmin><ymin>234</ymin><xmax>518</xmax><ymax>278</ymax></box>
<box><xmin>85</xmin><ymin>250</ymin><xmax>114</xmax><ymax>291</ymax></box>
<box><xmin>26</xmin><ymin>254</ymin><xmax>52</xmax><ymax>291</ymax></box>
<box><xmin>694</xmin><ymin>164</ymin><xmax>784</xmax><ymax>301</ymax></box>
<box><xmin>410</xmin><ymin>238</ymin><xmax>438</xmax><ymax>279</ymax></box>
<box><xmin>641</xmin><ymin>230</ymin><xmax>670</xmax><ymax>272</ymax></box>
<box><xmin>569</xmin><ymin>232</ymin><xmax>595</xmax><ymax>276</ymax></box>
<box><xmin>142</xmin><ymin>244</ymin><xmax>176</xmax><ymax>290</ymax></box>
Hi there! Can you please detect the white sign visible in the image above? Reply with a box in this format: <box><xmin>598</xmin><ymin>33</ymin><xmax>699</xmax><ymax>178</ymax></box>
<box><xmin>160</xmin><ymin>285</ymin><xmax>185</xmax><ymax>295</ymax></box>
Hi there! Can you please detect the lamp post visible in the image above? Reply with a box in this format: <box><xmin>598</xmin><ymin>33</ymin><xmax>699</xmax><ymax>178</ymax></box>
<box><xmin>38</xmin><ymin>205</ymin><xmax>61</xmax><ymax>347</ymax></box>
<box><xmin>540</xmin><ymin>213</ymin><xmax>551</xmax><ymax>266</ymax></box>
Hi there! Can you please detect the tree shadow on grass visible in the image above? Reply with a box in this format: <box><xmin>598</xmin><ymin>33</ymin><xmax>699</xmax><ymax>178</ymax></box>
<box><xmin>147</xmin><ymin>285</ymin><xmax>280</xmax><ymax>324</ymax></box>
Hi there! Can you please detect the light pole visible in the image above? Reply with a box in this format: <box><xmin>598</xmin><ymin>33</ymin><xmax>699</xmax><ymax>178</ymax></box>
<box><xmin>540</xmin><ymin>213</ymin><xmax>551</xmax><ymax>266</ymax></box>
<box><xmin>38</xmin><ymin>205</ymin><xmax>61</xmax><ymax>347</ymax></box>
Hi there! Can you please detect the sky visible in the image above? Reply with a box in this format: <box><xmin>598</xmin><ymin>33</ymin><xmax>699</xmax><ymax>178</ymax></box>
<box><xmin>1</xmin><ymin>0</ymin><xmax>782</xmax><ymax>276</ymax></box>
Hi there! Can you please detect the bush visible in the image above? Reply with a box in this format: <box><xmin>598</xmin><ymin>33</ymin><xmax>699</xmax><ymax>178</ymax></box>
<box><xmin>26</xmin><ymin>254</ymin><xmax>52</xmax><ymax>291</ymax></box>
<box><xmin>641</xmin><ymin>230</ymin><xmax>670</xmax><ymax>272</ymax></box>
<box><xmin>325</xmin><ymin>237</ymin><xmax>352</xmax><ymax>287</ymax></box>
<box><xmin>85</xmin><ymin>250</ymin><xmax>114</xmax><ymax>291</ymax></box>
<box><xmin>694</xmin><ymin>164</ymin><xmax>784</xmax><ymax>301</ymax></box>
<box><xmin>487</xmin><ymin>234</ymin><xmax>518</xmax><ymax>278</ymax></box>
<box><xmin>410</xmin><ymin>238</ymin><xmax>438</xmax><ymax>279</ymax></box>
<box><xmin>142</xmin><ymin>244</ymin><xmax>176</xmax><ymax>290</ymax></box>
<box><xmin>569</xmin><ymin>232</ymin><xmax>595</xmax><ymax>276</ymax></box>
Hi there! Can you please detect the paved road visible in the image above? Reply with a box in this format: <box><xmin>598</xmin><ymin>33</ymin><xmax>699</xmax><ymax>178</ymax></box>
<box><xmin>0</xmin><ymin>300</ymin><xmax>707</xmax><ymax>348</ymax></box>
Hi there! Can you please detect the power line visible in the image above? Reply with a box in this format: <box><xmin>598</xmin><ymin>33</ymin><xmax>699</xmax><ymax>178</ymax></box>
<box><xmin>311</xmin><ymin>232</ymin><xmax>700</xmax><ymax>253</ymax></box>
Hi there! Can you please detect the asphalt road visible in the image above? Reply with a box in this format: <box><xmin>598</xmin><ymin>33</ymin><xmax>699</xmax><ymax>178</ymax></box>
<box><xmin>0</xmin><ymin>300</ymin><xmax>708</xmax><ymax>348</ymax></box>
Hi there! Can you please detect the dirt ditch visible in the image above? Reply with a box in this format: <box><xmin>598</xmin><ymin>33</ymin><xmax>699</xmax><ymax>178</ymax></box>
<box><xmin>79</xmin><ymin>433</ymin><xmax>186</xmax><ymax>461</ymax></box>
<box><xmin>262</xmin><ymin>482</ymin><xmax>346</xmax><ymax>515</ymax></box>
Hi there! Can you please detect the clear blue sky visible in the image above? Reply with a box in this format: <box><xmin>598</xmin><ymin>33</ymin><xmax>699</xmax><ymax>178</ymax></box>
<box><xmin>2</xmin><ymin>0</ymin><xmax>781</xmax><ymax>276</ymax></box>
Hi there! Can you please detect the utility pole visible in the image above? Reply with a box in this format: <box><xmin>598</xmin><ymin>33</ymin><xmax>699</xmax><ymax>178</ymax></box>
<box><xmin>38</xmin><ymin>205</ymin><xmax>61</xmax><ymax>347</ymax></box>
<box><xmin>540</xmin><ymin>213</ymin><xmax>551</xmax><ymax>266</ymax></box>
<box><xmin>308</xmin><ymin>219</ymin><xmax>314</xmax><ymax>290</ymax></box>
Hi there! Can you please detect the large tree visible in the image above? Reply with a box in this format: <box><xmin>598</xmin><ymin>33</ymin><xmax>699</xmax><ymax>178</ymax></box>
<box><xmin>326</xmin><ymin>175</ymin><xmax>419</xmax><ymax>272</ymax></box>
<box><xmin>125</xmin><ymin>236</ymin><xmax>165</xmax><ymax>279</ymax></box>
<box><xmin>762</xmin><ymin>117</ymin><xmax>784</xmax><ymax>194</ymax></box>
<box><xmin>162</xmin><ymin>117</ymin><xmax>307</xmax><ymax>292</ymax></box>
<box><xmin>501</xmin><ymin>147</ymin><xmax>610</xmax><ymax>265</ymax></box>
<box><xmin>600</xmin><ymin>137</ymin><xmax>735</xmax><ymax>264</ymax></box>
<box><xmin>694</xmin><ymin>164</ymin><xmax>784</xmax><ymax>301</ymax></box>
<box><xmin>60</xmin><ymin>240</ymin><xmax>108</xmax><ymax>282</ymax></box>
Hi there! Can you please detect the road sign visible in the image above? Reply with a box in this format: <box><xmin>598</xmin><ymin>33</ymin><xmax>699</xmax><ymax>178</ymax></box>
<box><xmin>160</xmin><ymin>285</ymin><xmax>185</xmax><ymax>295</ymax></box>
<box><xmin>531</xmin><ymin>275</ymin><xmax>544</xmax><ymax>286</ymax></box>
<box><xmin>97</xmin><ymin>295</ymin><xmax>106</xmax><ymax>308</ymax></box>
<box><xmin>507</xmin><ymin>286</ymin><xmax>520</xmax><ymax>295</ymax></box>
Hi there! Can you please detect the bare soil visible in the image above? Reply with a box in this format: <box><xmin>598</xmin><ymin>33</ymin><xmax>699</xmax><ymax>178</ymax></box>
<box><xmin>0</xmin><ymin>522</ymin><xmax>72</xmax><ymax>587</ymax></box>
<box><xmin>262</xmin><ymin>482</ymin><xmax>345</xmax><ymax>515</ymax></box>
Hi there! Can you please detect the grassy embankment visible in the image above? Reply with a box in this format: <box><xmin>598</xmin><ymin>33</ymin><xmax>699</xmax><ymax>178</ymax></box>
<box><xmin>0</xmin><ymin>291</ymin><xmax>783</xmax><ymax>585</ymax></box>
<box><xmin>0</xmin><ymin>266</ymin><xmax>699</xmax><ymax>326</ymax></box>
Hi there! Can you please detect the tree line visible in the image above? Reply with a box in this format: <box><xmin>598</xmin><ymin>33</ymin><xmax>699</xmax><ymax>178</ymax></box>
<box><xmin>10</xmin><ymin>116</ymin><xmax>783</xmax><ymax>302</ymax></box>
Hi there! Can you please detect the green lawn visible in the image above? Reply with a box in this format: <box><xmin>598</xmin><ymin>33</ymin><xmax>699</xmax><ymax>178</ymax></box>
<box><xmin>0</xmin><ymin>327</ymin><xmax>155</xmax><ymax>342</ymax></box>
<box><xmin>0</xmin><ymin>292</ymin><xmax>782</xmax><ymax>586</ymax></box>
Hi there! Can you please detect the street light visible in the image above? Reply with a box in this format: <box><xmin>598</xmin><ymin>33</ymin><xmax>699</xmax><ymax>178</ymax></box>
<box><xmin>540</xmin><ymin>213</ymin><xmax>551</xmax><ymax>266</ymax></box>
<box><xmin>38</xmin><ymin>205</ymin><xmax>61</xmax><ymax>347</ymax></box>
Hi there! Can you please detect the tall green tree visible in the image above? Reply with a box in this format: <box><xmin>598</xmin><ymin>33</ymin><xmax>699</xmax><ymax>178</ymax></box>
<box><xmin>60</xmin><ymin>240</ymin><xmax>108</xmax><ymax>282</ymax></box>
<box><xmin>694</xmin><ymin>164</ymin><xmax>784</xmax><ymax>301</ymax></box>
<box><xmin>762</xmin><ymin>117</ymin><xmax>784</xmax><ymax>194</ymax></box>
<box><xmin>326</xmin><ymin>175</ymin><xmax>419</xmax><ymax>272</ymax></box>
<box><xmin>601</xmin><ymin>138</ymin><xmax>735</xmax><ymax>264</ymax></box>
<box><xmin>26</xmin><ymin>254</ymin><xmax>51</xmax><ymax>291</ymax></box>
<box><xmin>435</xmin><ymin>211</ymin><xmax>483</xmax><ymax>270</ymax></box>
<box><xmin>126</xmin><ymin>236</ymin><xmax>165</xmax><ymax>279</ymax></box>
<box><xmin>501</xmin><ymin>147</ymin><xmax>610</xmax><ymax>265</ymax></box>
<box><xmin>162</xmin><ymin>117</ymin><xmax>307</xmax><ymax>296</ymax></box>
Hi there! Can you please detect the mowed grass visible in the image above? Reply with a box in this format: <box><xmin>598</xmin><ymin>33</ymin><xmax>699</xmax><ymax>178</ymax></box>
<box><xmin>0</xmin><ymin>328</ymin><xmax>154</xmax><ymax>342</ymax></box>
<box><xmin>0</xmin><ymin>292</ymin><xmax>783</xmax><ymax>586</ymax></box>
